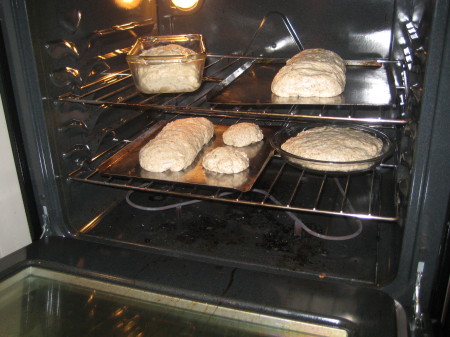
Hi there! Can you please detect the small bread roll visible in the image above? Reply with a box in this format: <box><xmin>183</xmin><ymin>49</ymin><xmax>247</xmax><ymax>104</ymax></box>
<box><xmin>223</xmin><ymin>123</ymin><xmax>263</xmax><ymax>147</ymax></box>
<box><xmin>202</xmin><ymin>146</ymin><xmax>249</xmax><ymax>174</ymax></box>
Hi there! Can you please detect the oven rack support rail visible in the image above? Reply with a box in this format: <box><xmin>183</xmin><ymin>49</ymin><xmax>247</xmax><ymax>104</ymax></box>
<box><xmin>58</xmin><ymin>55</ymin><xmax>409</xmax><ymax>125</ymax></box>
<box><xmin>68</xmin><ymin>143</ymin><xmax>400</xmax><ymax>222</ymax></box>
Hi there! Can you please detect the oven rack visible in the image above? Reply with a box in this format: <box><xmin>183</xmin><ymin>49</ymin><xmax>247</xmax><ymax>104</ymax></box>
<box><xmin>59</xmin><ymin>55</ymin><xmax>409</xmax><ymax>125</ymax></box>
<box><xmin>68</xmin><ymin>141</ymin><xmax>399</xmax><ymax>222</ymax></box>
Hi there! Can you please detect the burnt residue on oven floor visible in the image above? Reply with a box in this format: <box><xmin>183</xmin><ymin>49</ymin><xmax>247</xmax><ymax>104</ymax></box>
<box><xmin>85</xmin><ymin>191</ymin><xmax>395</xmax><ymax>284</ymax></box>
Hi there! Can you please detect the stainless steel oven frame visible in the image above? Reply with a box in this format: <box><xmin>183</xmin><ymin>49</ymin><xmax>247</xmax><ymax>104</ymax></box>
<box><xmin>0</xmin><ymin>0</ymin><xmax>449</xmax><ymax>335</ymax></box>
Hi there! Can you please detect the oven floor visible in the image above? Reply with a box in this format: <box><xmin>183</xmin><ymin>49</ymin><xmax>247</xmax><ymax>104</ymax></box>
<box><xmin>84</xmin><ymin>191</ymin><xmax>401</xmax><ymax>285</ymax></box>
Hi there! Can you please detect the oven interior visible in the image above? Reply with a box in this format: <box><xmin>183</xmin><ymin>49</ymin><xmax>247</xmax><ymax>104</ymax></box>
<box><xmin>5</xmin><ymin>0</ymin><xmax>432</xmax><ymax>300</ymax></box>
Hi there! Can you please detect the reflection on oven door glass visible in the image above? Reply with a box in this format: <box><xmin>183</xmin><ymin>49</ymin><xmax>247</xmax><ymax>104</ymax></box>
<box><xmin>0</xmin><ymin>267</ymin><xmax>347</xmax><ymax>337</ymax></box>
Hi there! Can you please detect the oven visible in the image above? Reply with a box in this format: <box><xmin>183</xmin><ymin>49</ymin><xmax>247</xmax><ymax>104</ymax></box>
<box><xmin>0</xmin><ymin>0</ymin><xmax>449</xmax><ymax>336</ymax></box>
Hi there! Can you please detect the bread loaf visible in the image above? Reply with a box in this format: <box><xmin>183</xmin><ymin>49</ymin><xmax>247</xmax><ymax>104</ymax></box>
<box><xmin>281</xmin><ymin>126</ymin><xmax>383</xmax><ymax>172</ymax></box>
<box><xmin>136</xmin><ymin>44</ymin><xmax>202</xmax><ymax>93</ymax></box>
<box><xmin>271</xmin><ymin>48</ymin><xmax>346</xmax><ymax>98</ymax></box>
<box><xmin>139</xmin><ymin>117</ymin><xmax>214</xmax><ymax>172</ymax></box>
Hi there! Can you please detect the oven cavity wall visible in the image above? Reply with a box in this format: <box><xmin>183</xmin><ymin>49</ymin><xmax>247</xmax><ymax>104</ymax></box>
<box><xmin>0</xmin><ymin>0</ymin><xmax>432</xmax><ymax>302</ymax></box>
<box><xmin>1</xmin><ymin>0</ymin><xmax>159</xmax><ymax>235</ymax></box>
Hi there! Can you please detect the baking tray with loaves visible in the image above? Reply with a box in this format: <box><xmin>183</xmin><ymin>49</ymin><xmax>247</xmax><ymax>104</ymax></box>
<box><xmin>98</xmin><ymin>121</ymin><xmax>275</xmax><ymax>192</ymax></box>
<box><xmin>206</xmin><ymin>58</ymin><xmax>396</xmax><ymax>106</ymax></box>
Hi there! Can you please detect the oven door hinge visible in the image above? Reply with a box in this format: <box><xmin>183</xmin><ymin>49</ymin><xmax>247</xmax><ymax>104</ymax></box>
<box><xmin>40</xmin><ymin>205</ymin><xmax>50</xmax><ymax>239</ymax></box>
<box><xmin>413</xmin><ymin>261</ymin><xmax>425</xmax><ymax>328</ymax></box>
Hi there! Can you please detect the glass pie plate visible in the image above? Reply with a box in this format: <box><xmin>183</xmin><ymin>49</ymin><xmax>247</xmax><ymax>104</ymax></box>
<box><xmin>270</xmin><ymin>123</ymin><xmax>393</xmax><ymax>174</ymax></box>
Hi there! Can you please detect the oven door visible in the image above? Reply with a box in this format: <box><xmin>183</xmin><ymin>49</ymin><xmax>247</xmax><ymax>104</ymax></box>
<box><xmin>0</xmin><ymin>237</ymin><xmax>406</xmax><ymax>337</ymax></box>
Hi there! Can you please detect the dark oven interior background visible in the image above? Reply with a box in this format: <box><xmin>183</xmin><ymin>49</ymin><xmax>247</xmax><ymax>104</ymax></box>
<box><xmin>3</xmin><ymin>0</ymin><xmax>449</xmax><ymax>321</ymax></box>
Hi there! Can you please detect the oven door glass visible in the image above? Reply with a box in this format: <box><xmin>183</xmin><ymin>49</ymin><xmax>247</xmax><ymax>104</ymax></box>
<box><xmin>0</xmin><ymin>267</ymin><xmax>346</xmax><ymax>337</ymax></box>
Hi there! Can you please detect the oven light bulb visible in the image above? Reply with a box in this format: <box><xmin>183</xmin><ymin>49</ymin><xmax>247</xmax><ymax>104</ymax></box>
<box><xmin>115</xmin><ymin>0</ymin><xmax>142</xmax><ymax>10</ymax></box>
<box><xmin>171</xmin><ymin>0</ymin><xmax>199</xmax><ymax>10</ymax></box>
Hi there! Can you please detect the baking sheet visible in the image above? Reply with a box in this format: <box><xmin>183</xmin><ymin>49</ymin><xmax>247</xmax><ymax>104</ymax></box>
<box><xmin>98</xmin><ymin>121</ymin><xmax>275</xmax><ymax>192</ymax></box>
<box><xmin>207</xmin><ymin>61</ymin><xmax>396</xmax><ymax>106</ymax></box>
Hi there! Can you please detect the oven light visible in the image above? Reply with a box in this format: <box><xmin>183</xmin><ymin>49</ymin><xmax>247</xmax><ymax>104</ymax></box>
<box><xmin>171</xmin><ymin>0</ymin><xmax>199</xmax><ymax>11</ymax></box>
<box><xmin>115</xmin><ymin>0</ymin><xmax>142</xmax><ymax>10</ymax></box>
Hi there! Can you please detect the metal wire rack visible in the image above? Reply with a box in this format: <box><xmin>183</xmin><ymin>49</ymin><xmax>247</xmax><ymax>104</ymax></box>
<box><xmin>68</xmin><ymin>126</ymin><xmax>399</xmax><ymax>221</ymax></box>
<box><xmin>63</xmin><ymin>54</ymin><xmax>403</xmax><ymax>221</ymax></box>
<box><xmin>59</xmin><ymin>54</ymin><xmax>408</xmax><ymax>124</ymax></box>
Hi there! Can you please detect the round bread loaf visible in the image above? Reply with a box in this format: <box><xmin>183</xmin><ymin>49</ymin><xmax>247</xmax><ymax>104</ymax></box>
<box><xmin>272</xmin><ymin>48</ymin><xmax>346</xmax><ymax>98</ymax></box>
<box><xmin>223</xmin><ymin>122</ymin><xmax>263</xmax><ymax>147</ymax></box>
<box><xmin>281</xmin><ymin>126</ymin><xmax>383</xmax><ymax>172</ymax></box>
<box><xmin>202</xmin><ymin>146</ymin><xmax>249</xmax><ymax>174</ymax></box>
